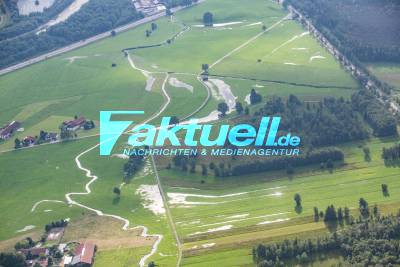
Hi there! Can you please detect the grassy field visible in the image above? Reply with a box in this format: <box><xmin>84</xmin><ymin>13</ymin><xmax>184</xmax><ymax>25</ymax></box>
<box><xmin>367</xmin><ymin>63</ymin><xmax>400</xmax><ymax>91</ymax></box>
<box><xmin>0</xmin><ymin>0</ymin><xmax>390</xmax><ymax>266</ymax></box>
<box><xmin>159</xmin><ymin>136</ymin><xmax>400</xmax><ymax>265</ymax></box>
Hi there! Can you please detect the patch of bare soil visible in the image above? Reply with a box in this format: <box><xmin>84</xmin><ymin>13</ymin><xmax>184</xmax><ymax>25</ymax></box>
<box><xmin>61</xmin><ymin>213</ymin><xmax>156</xmax><ymax>251</ymax></box>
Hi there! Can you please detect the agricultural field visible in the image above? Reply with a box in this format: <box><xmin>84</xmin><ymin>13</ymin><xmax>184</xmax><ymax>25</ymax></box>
<box><xmin>160</xmin><ymin>136</ymin><xmax>400</xmax><ymax>266</ymax></box>
<box><xmin>368</xmin><ymin>63</ymin><xmax>400</xmax><ymax>91</ymax></box>
<box><xmin>0</xmin><ymin>0</ymin><xmax>398</xmax><ymax>266</ymax></box>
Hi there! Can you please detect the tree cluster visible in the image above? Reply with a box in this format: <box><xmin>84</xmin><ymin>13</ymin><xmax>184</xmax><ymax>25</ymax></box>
<box><xmin>253</xmin><ymin>208</ymin><xmax>400</xmax><ymax>267</ymax></box>
<box><xmin>0</xmin><ymin>252</ymin><xmax>25</xmax><ymax>267</ymax></box>
<box><xmin>44</xmin><ymin>219</ymin><xmax>68</xmax><ymax>232</ymax></box>
<box><xmin>0</xmin><ymin>0</ymin><xmax>74</xmax><ymax>41</ymax></box>
<box><xmin>253</xmin><ymin>95</ymin><xmax>369</xmax><ymax>147</ymax></box>
<box><xmin>123</xmin><ymin>154</ymin><xmax>144</xmax><ymax>180</ymax></box>
<box><xmin>0</xmin><ymin>0</ymin><xmax>143</xmax><ymax>68</ymax></box>
<box><xmin>382</xmin><ymin>143</ymin><xmax>400</xmax><ymax>162</ymax></box>
<box><xmin>351</xmin><ymin>90</ymin><xmax>398</xmax><ymax>137</ymax></box>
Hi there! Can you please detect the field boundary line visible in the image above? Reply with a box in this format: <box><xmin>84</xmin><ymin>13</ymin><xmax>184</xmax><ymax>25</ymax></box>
<box><xmin>151</xmin><ymin>154</ymin><xmax>183</xmax><ymax>267</ymax></box>
<box><xmin>209</xmin><ymin>14</ymin><xmax>290</xmax><ymax>69</ymax></box>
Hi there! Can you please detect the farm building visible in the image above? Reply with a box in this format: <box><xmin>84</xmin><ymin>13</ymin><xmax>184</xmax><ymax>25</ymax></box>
<box><xmin>0</xmin><ymin>121</ymin><xmax>21</xmax><ymax>140</ymax></box>
<box><xmin>63</xmin><ymin>117</ymin><xmax>87</xmax><ymax>131</ymax></box>
<box><xmin>133</xmin><ymin>0</ymin><xmax>166</xmax><ymax>15</ymax></box>
<box><xmin>26</xmin><ymin>258</ymin><xmax>48</xmax><ymax>267</ymax></box>
<box><xmin>64</xmin><ymin>242</ymin><xmax>96</xmax><ymax>266</ymax></box>
<box><xmin>23</xmin><ymin>136</ymin><xmax>36</xmax><ymax>146</ymax></box>
<box><xmin>19</xmin><ymin>247</ymin><xmax>49</xmax><ymax>258</ymax></box>
<box><xmin>47</xmin><ymin>227</ymin><xmax>65</xmax><ymax>241</ymax></box>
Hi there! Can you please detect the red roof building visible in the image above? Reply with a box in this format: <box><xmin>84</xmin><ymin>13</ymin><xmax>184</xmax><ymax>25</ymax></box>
<box><xmin>19</xmin><ymin>247</ymin><xmax>48</xmax><ymax>257</ymax></box>
<box><xmin>63</xmin><ymin>117</ymin><xmax>86</xmax><ymax>130</ymax></box>
<box><xmin>0</xmin><ymin>121</ymin><xmax>21</xmax><ymax>140</ymax></box>
<box><xmin>69</xmin><ymin>242</ymin><xmax>95</xmax><ymax>266</ymax></box>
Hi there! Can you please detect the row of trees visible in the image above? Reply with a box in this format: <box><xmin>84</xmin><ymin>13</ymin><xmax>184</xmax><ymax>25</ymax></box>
<box><xmin>231</xmin><ymin>147</ymin><xmax>343</xmax><ymax>176</ymax></box>
<box><xmin>170</xmin><ymin>147</ymin><xmax>342</xmax><ymax>178</ymax></box>
<box><xmin>253</xmin><ymin>205</ymin><xmax>400</xmax><ymax>266</ymax></box>
<box><xmin>44</xmin><ymin>219</ymin><xmax>68</xmax><ymax>232</ymax></box>
<box><xmin>382</xmin><ymin>143</ymin><xmax>400</xmax><ymax>162</ymax></box>
<box><xmin>0</xmin><ymin>0</ymin><xmax>143</xmax><ymax>68</ymax></box>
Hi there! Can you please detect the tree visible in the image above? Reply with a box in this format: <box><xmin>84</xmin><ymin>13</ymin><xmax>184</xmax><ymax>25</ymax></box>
<box><xmin>381</xmin><ymin>184</ymin><xmax>389</xmax><ymax>196</ymax></box>
<box><xmin>110</xmin><ymin>30</ymin><xmax>116</xmax><ymax>37</ymax></box>
<box><xmin>218</xmin><ymin>102</ymin><xmax>229</xmax><ymax>116</ymax></box>
<box><xmin>235</xmin><ymin>102</ymin><xmax>244</xmax><ymax>114</ymax></box>
<box><xmin>14</xmin><ymin>138</ymin><xmax>21</xmax><ymax>149</ymax></box>
<box><xmin>294</xmin><ymin>193</ymin><xmax>301</xmax><ymax>207</ymax></box>
<box><xmin>148</xmin><ymin>261</ymin><xmax>156</xmax><ymax>267</ymax></box>
<box><xmin>373</xmin><ymin>204</ymin><xmax>379</xmax><ymax>218</ymax></box>
<box><xmin>337</xmin><ymin>207</ymin><xmax>343</xmax><ymax>222</ymax></box>
<box><xmin>113</xmin><ymin>187</ymin><xmax>121</xmax><ymax>196</ymax></box>
<box><xmin>326</xmin><ymin>159</ymin><xmax>334</xmax><ymax>169</ymax></box>
<box><xmin>170</xmin><ymin>116</ymin><xmax>180</xmax><ymax>125</ymax></box>
<box><xmin>359</xmin><ymin>198</ymin><xmax>369</xmax><ymax>217</ymax></box>
<box><xmin>47</xmin><ymin>257</ymin><xmax>53</xmax><ymax>266</ymax></box>
<box><xmin>344</xmin><ymin>207</ymin><xmax>350</xmax><ymax>221</ymax></box>
<box><xmin>313</xmin><ymin>207</ymin><xmax>319</xmax><ymax>222</ymax></box>
<box><xmin>145</xmin><ymin>29</ymin><xmax>151</xmax><ymax>37</ymax></box>
<box><xmin>324</xmin><ymin>205</ymin><xmax>337</xmax><ymax>222</ymax></box>
<box><xmin>286</xmin><ymin>164</ymin><xmax>294</xmax><ymax>175</ymax></box>
<box><xmin>203</xmin><ymin>12</ymin><xmax>213</xmax><ymax>27</ymax></box>
<box><xmin>262</xmin><ymin>24</ymin><xmax>267</xmax><ymax>31</ymax></box>
<box><xmin>201</xmin><ymin>63</ymin><xmax>209</xmax><ymax>73</ymax></box>
<box><xmin>201</xmin><ymin>164</ymin><xmax>208</xmax><ymax>176</ymax></box>
<box><xmin>363</xmin><ymin>147</ymin><xmax>371</xmax><ymax>161</ymax></box>
<box><xmin>189</xmin><ymin>161</ymin><xmax>196</xmax><ymax>173</ymax></box>
<box><xmin>250</xmin><ymin>89</ymin><xmax>262</xmax><ymax>104</ymax></box>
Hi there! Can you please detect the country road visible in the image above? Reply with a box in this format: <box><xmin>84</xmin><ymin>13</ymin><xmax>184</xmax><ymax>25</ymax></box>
<box><xmin>0</xmin><ymin>2</ymin><xmax>202</xmax><ymax>77</ymax></box>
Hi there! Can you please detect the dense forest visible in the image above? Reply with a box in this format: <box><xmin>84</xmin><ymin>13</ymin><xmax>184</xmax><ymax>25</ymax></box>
<box><xmin>251</xmin><ymin>95</ymin><xmax>369</xmax><ymax>147</ymax></box>
<box><xmin>285</xmin><ymin>0</ymin><xmax>400</xmax><ymax>63</ymax></box>
<box><xmin>253</xmin><ymin>208</ymin><xmax>400</xmax><ymax>266</ymax></box>
<box><xmin>0</xmin><ymin>0</ymin><xmax>143</xmax><ymax>68</ymax></box>
<box><xmin>351</xmin><ymin>90</ymin><xmax>398</xmax><ymax>137</ymax></box>
<box><xmin>0</xmin><ymin>0</ymin><xmax>73</xmax><ymax>40</ymax></box>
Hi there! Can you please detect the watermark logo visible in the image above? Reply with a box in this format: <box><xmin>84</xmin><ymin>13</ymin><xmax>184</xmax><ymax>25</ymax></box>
<box><xmin>100</xmin><ymin>111</ymin><xmax>301</xmax><ymax>156</ymax></box>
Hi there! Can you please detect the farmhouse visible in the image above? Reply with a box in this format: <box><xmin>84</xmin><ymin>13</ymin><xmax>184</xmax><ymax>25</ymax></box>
<box><xmin>63</xmin><ymin>117</ymin><xmax>87</xmax><ymax>131</ymax></box>
<box><xmin>23</xmin><ymin>136</ymin><xmax>36</xmax><ymax>146</ymax></box>
<box><xmin>64</xmin><ymin>242</ymin><xmax>96</xmax><ymax>266</ymax></box>
<box><xmin>19</xmin><ymin>247</ymin><xmax>49</xmax><ymax>258</ymax></box>
<box><xmin>47</xmin><ymin>227</ymin><xmax>64</xmax><ymax>241</ymax></box>
<box><xmin>133</xmin><ymin>0</ymin><xmax>166</xmax><ymax>15</ymax></box>
<box><xmin>0</xmin><ymin>121</ymin><xmax>21</xmax><ymax>140</ymax></box>
<box><xmin>43</xmin><ymin>132</ymin><xmax>58</xmax><ymax>142</ymax></box>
